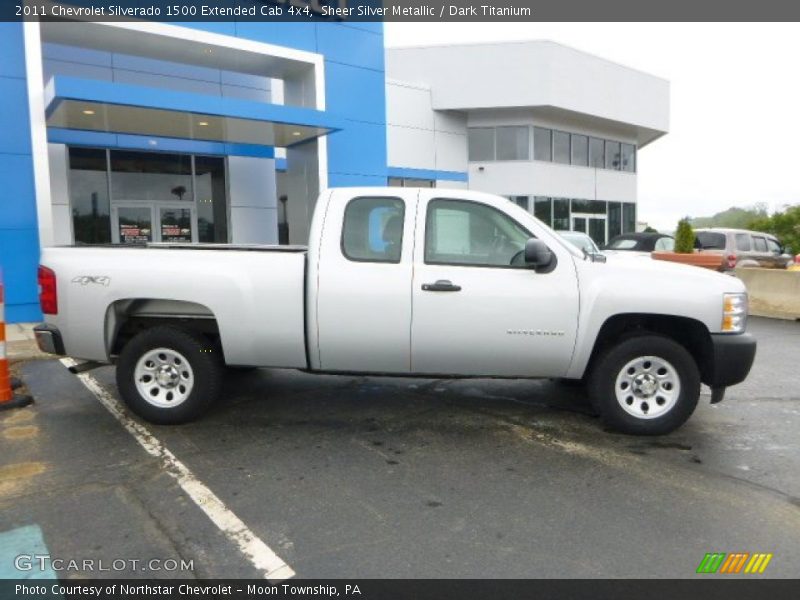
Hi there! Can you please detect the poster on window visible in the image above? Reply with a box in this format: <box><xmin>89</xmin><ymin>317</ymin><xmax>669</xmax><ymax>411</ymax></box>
<box><xmin>119</xmin><ymin>223</ymin><xmax>151</xmax><ymax>244</ymax></box>
<box><xmin>161</xmin><ymin>225</ymin><xmax>192</xmax><ymax>243</ymax></box>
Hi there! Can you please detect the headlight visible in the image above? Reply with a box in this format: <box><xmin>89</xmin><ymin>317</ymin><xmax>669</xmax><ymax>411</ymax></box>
<box><xmin>722</xmin><ymin>293</ymin><xmax>748</xmax><ymax>333</ymax></box>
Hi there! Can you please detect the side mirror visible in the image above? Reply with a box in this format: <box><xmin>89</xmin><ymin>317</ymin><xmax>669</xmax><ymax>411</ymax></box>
<box><xmin>524</xmin><ymin>238</ymin><xmax>554</xmax><ymax>269</ymax></box>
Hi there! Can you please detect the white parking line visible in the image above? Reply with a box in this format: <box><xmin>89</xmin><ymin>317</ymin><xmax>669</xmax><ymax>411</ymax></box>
<box><xmin>60</xmin><ymin>358</ymin><xmax>295</xmax><ymax>581</ymax></box>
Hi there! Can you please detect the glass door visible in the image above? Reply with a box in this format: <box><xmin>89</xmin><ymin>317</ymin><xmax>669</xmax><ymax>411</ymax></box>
<box><xmin>112</xmin><ymin>205</ymin><xmax>154</xmax><ymax>244</ymax></box>
<box><xmin>572</xmin><ymin>213</ymin><xmax>607</xmax><ymax>246</ymax></box>
<box><xmin>158</xmin><ymin>205</ymin><xmax>197</xmax><ymax>243</ymax></box>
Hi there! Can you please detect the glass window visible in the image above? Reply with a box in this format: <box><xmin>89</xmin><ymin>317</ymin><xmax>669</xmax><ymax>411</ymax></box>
<box><xmin>468</xmin><ymin>128</ymin><xmax>495</xmax><ymax>161</ymax></box>
<box><xmin>766</xmin><ymin>238</ymin><xmax>782</xmax><ymax>254</ymax></box>
<box><xmin>194</xmin><ymin>156</ymin><xmax>228</xmax><ymax>243</ymax></box>
<box><xmin>69</xmin><ymin>148</ymin><xmax>111</xmax><ymax>244</ymax></box>
<box><xmin>388</xmin><ymin>177</ymin><xmax>404</xmax><ymax>187</ymax></box>
<box><xmin>110</xmin><ymin>150</ymin><xmax>192</xmax><ymax>202</ymax></box>
<box><xmin>425</xmin><ymin>199</ymin><xmax>531</xmax><ymax>268</ymax></box>
<box><xmin>553</xmin><ymin>130</ymin><xmax>571</xmax><ymax>164</ymax></box>
<box><xmin>607</xmin><ymin>202</ymin><xmax>622</xmax><ymax>240</ymax></box>
<box><xmin>403</xmin><ymin>178</ymin><xmax>435</xmax><ymax>188</ymax></box>
<box><xmin>622</xmin><ymin>202</ymin><xmax>636</xmax><ymax>233</ymax></box>
<box><xmin>553</xmin><ymin>198</ymin><xmax>570</xmax><ymax>230</ymax></box>
<box><xmin>734</xmin><ymin>233</ymin><xmax>752</xmax><ymax>251</ymax></box>
<box><xmin>533</xmin><ymin>127</ymin><xmax>552</xmax><ymax>162</ymax></box>
<box><xmin>589</xmin><ymin>137</ymin><xmax>605</xmax><ymax>168</ymax></box>
<box><xmin>753</xmin><ymin>236</ymin><xmax>768</xmax><ymax>252</ymax></box>
<box><xmin>342</xmin><ymin>197</ymin><xmax>405</xmax><ymax>263</ymax></box>
<box><xmin>571</xmin><ymin>199</ymin><xmax>607</xmax><ymax>214</ymax></box>
<box><xmin>605</xmin><ymin>141</ymin><xmax>621</xmax><ymax>170</ymax></box>
<box><xmin>621</xmin><ymin>143</ymin><xmax>636</xmax><ymax>172</ymax></box>
<box><xmin>496</xmin><ymin>126</ymin><xmax>530</xmax><ymax>161</ymax></box>
<box><xmin>571</xmin><ymin>134</ymin><xmax>589</xmax><ymax>167</ymax></box>
<box><xmin>534</xmin><ymin>196</ymin><xmax>552</xmax><ymax>227</ymax></box>
<box><xmin>509</xmin><ymin>196</ymin><xmax>529</xmax><ymax>210</ymax></box>
<box><xmin>696</xmin><ymin>232</ymin><xmax>727</xmax><ymax>250</ymax></box>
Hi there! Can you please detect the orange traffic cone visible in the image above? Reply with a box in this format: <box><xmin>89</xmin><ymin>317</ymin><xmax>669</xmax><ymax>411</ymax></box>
<box><xmin>0</xmin><ymin>272</ymin><xmax>33</xmax><ymax>411</ymax></box>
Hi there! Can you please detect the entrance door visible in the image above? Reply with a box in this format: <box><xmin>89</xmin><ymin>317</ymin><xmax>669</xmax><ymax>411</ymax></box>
<box><xmin>112</xmin><ymin>204</ymin><xmax>197</xmax><ymax>244</ymax></box>
<box><xmin>571</xmin><ymin>213</ymin><xmax>607</xmax><ymax>246</ymax></box>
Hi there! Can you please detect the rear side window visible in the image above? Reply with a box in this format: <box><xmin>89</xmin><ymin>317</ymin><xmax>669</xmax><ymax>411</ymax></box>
<box><xmin>342</xmin><ymin>197</ymin><xmax>405</xmax><ymax>263</ymax></box>
<box><xmin>735</xmin><ymin>234</ymin><xmax>752</xmax><ymax>251</ymax></box>
<box><xmin>696</xmin><ymin>232</ymin><xmax>726</xmax><ymax>250</ymax></box>
<box><xmin>753</xmin><ymin>236</ymin><xmax>768</xmax><ymax>252</ymax></box>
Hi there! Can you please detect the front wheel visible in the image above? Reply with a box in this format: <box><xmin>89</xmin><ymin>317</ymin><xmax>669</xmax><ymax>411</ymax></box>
<box><xmin>116</xmin><ymin>326</ymin><xmax>223</xmax><ymax>424</ymax></box>
<box><xmin>588</xmin><ymin>335</ymin><xmax>700</xmax><ymax>435</ymax></box>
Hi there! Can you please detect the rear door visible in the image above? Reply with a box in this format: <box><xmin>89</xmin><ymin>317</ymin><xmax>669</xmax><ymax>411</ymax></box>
<box><xmin>410</xmin><ymin>192</ymin><xmax>579</xmax><ymax>377</ymax></box>
<box><xmin>314</xmin><ymin>189</ymin><xmax>417</xmax><ymax>373</ymax></box>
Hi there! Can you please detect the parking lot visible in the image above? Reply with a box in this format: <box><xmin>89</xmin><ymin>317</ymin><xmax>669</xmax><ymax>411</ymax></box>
<box><xmin>2</xmin><ymin>316</ymin><xmax>799</xmax><ymax>579</ymax></box>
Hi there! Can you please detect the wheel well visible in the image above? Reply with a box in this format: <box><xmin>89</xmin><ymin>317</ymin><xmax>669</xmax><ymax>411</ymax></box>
<box><xmin>106</xmin><ymin>299</ymin><xmax>221</xmax><ymax>360</ymax></box>
<box><xmin>586</xmin><ymin>314</ymin><xmax>714</xmax><ymax>383</ymax></box>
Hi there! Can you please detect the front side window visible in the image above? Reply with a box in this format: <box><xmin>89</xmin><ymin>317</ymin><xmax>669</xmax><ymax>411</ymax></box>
<box><xmin>766</xmin><ymin>238</ymin><xmax>782</xmax><ymax>254</ymax></box>
<box><xmin>468</xmin><ymin>128</ymin><xmax>495</xmax><ymax>161</ymax></box>
<box><xmin>654</xmin><ymin>237</ymin><xmax>675</xmax><ymax>251</ymax></box>
<box><xmin>342</xmin><ymin>197</ymin><xmax>405</xmax><ymax>263</ymax></box>
<box><xmin>496</xmin><ymin>126</ymin><xmax>530</xmax><ymax>161</ymax></box>
<box><xmin>753</xmin><ymin>236</ymin><xmax>768</xmax><ymax>252</ymax></box>
<box><xmin>425</xmin><ymin>199</ymin><xmax>531</xmax><ymax>268</ymax></box>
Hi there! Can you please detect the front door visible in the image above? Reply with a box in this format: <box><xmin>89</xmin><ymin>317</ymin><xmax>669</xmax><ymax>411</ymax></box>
<box><xmin>572</xmin><ymin>213</ymin><xmax>607</xmax><ymax>246</ymax></box>
<box><xmin>410</xmin><ymin>194</ymin><xmax>580</xmax><ymax>377</ymax></box>
<box><xmin>112</xmin><ymin>204</ymin><xmax>197</xmax><ymax>244</ymax></box>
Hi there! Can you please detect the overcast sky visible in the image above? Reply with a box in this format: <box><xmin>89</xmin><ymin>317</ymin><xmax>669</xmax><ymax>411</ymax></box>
<box><xmin>385</xmin><ymin>23</ymin><xmax>800</xmax><ymax>231</ymax></box>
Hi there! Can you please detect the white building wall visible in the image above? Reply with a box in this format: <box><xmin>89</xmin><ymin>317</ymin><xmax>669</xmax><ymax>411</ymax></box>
<box><xmin>386</xmin><ymin>80</ymin><xmax>468</xmax><ymax>175</ymax></box>
<box><xmin>47</xmin><ymin>143</ymin><xmax>73</xmax><ymax>246</ymax></box>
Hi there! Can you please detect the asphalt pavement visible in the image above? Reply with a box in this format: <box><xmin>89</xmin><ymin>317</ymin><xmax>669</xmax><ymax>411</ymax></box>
<box><xmin>1</xmin><ymin>317</ymin><xmax>798</xmax><ymax>579</ymax></box>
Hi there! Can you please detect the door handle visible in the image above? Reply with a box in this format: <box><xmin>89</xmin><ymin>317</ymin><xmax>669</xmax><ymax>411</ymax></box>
<box><xmin>422</xmin><ymin>279</ymin><xmax>462</xmax><ymax>292</ymax></box>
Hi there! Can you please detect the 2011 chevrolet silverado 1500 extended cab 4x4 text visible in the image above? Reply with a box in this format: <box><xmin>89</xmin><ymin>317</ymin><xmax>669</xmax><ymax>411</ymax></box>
<box><xmin>34</xmin><ymin>188</ymin><xmax>756</xmax><ymax>435</ymax></box>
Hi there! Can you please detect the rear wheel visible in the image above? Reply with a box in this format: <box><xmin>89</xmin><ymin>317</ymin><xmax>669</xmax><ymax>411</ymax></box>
<box><xmin>116</xmin><ymin>326</ymin><xmax>223</xmax><ymax>424</ymax></box>
<box><xmin>588</xmin><ymin>334</ymin><xmax>700</xmax><ymax>435</ymax></box>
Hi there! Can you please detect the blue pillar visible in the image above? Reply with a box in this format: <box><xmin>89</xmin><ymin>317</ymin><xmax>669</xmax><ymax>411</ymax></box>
<box><xmin>0</xmin><ymin>23</ymin><xmax>41</xmax><ymax>323</ymax></box>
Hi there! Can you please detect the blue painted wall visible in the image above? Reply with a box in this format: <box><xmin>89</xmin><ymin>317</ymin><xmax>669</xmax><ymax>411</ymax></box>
<box><xmin>2</xmin><ymin>21</ymin><xmax>388</xmax><ymax>323</ymax></box>
<box><xmin>0</xmin><ymin>22</ymin><xmax>40</xmax><ymax>323</ymax></box>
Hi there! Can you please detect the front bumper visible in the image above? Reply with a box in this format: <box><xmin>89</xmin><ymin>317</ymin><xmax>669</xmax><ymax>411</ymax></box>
<box><xmin>706</xmin><ymin>332</ymin><xmax>757</xmax><ymax>388</ymax></box>
<box><xmin>33</xmin><ymin>324</ymin><xmax>66</xmax><ymax>356</ymax></box>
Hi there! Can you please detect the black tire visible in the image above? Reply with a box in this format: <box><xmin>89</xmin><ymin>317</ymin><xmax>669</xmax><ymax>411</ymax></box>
<box><xmin>116</xmin><ymin>326</ymin><xmax>223</xmax><ymax>424</ymax></box>
<box><xmin>588</xmin><ymin>334</ymin><xmax>700</xmax><ymax>435</ymax></box>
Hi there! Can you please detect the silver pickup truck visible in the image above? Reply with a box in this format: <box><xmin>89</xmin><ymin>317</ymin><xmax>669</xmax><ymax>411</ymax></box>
<box><xmin>34</xmin><ymin>187</ymin><xmax>756</xmax><ymax>435</ymax></box>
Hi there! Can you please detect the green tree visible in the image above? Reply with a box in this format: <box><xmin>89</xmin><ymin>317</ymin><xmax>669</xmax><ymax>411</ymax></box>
<box><xmin>674</xmin><ymin>217</ymin><xmax>695</xmax><ymax>254</ymax></box>
<box><xmin>748</xmin><ymin>204</ymin><xmax>800</xmax><ymax>254</ymax></box>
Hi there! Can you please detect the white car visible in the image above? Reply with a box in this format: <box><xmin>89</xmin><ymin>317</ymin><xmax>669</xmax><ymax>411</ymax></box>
<box><xmin>35</xmin><ymin>188</ymin><xmax>756</xmax><ymax>435</ymax></box>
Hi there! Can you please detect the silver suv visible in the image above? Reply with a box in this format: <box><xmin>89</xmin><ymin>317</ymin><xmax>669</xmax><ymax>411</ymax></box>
<box><xmin>695</xmin><ymin>228</ymin><xmax>793</xmax><ymax>271</ymax></box>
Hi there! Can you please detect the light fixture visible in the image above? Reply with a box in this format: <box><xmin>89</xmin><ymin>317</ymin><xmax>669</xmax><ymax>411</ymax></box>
<box><xmin>198</xmin><ymin>121</ymin><xmax>209</xmax><ymax>127</ymax></box>
<box><xmin>291</xmin><ymin>131</ymin><xmax>302</xmax><ymax>137</ymax></box>
<box><xmin>82</xmin><ymin>109</ymin><xmax>95</xmax><ymax>115</ymax></box>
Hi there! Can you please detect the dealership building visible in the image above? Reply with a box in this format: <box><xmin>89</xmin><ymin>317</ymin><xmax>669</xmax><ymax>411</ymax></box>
<box><xmin>0</xmin><ymin>20</ymin><xmax>668</xmax><ymax>322</ymax></box>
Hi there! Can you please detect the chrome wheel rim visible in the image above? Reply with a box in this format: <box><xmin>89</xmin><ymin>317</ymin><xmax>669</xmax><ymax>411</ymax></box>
<box><xmin>614</xmin><ymin>355</ymin><xmax>680</xmax><ymax>419</ymax></box>
<box><xmin>134</xmin><ymin>348</ymin><xmax>194</xmax><ymax>408</ymax></box>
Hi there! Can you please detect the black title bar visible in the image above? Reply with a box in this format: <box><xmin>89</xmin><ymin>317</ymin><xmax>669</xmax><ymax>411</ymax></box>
<box><xmin>6</xmin><ymin>0</ymin><xmax>800</xmax><ymax>22</ymax></box>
